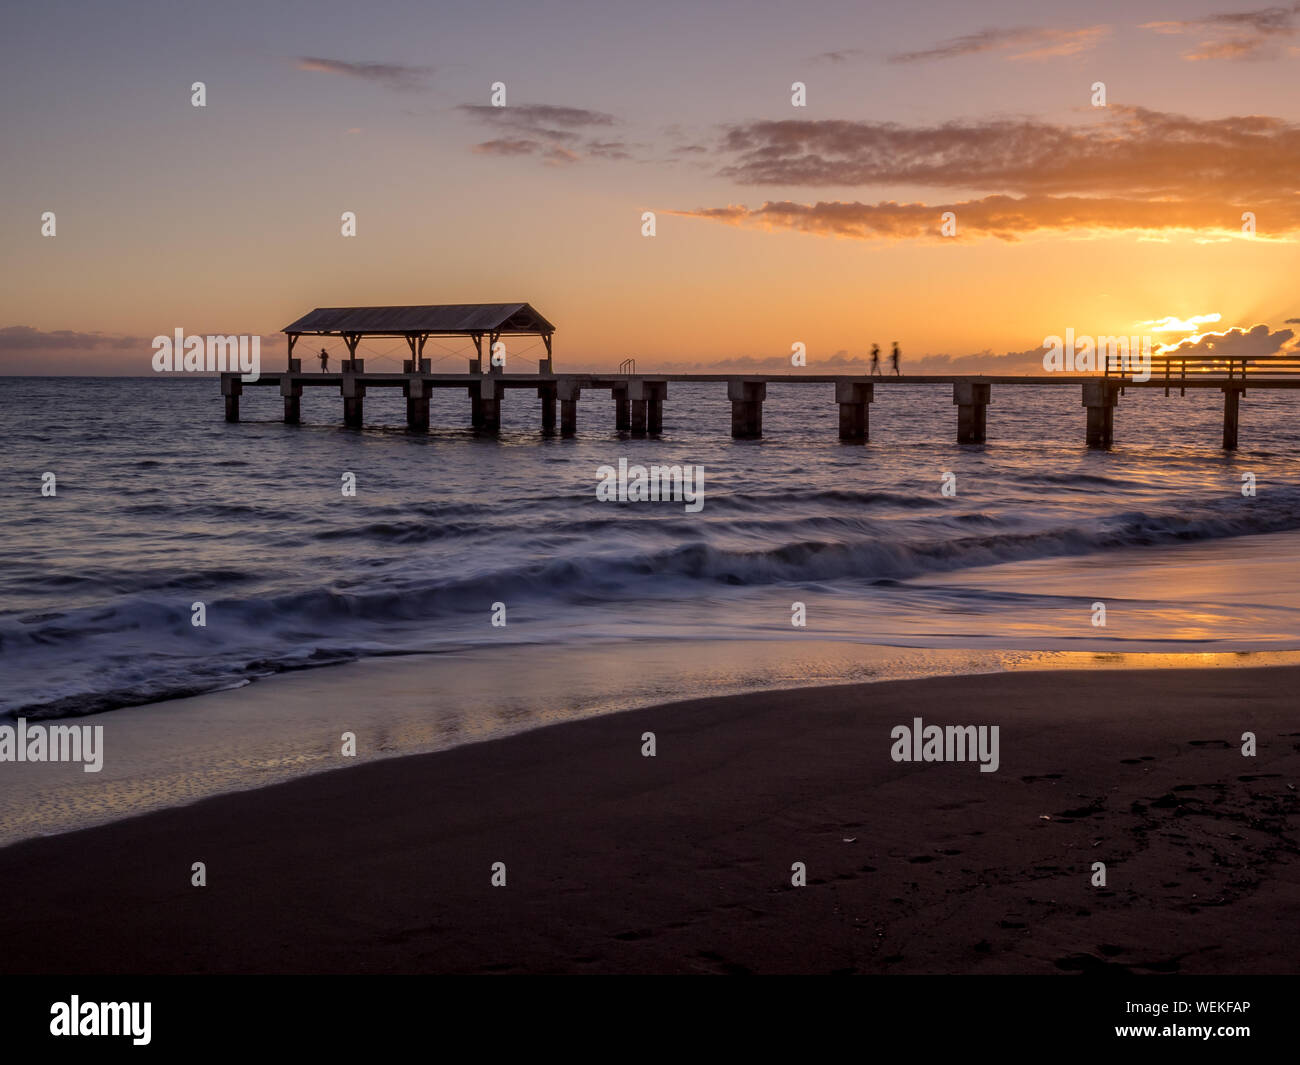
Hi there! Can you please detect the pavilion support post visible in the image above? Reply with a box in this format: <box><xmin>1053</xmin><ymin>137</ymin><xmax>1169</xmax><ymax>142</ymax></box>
<box><xmin>221</xmin><ymin>374</ymin><xmax>241</xmax><ymax>422</ymax></box>
<box><xmin>1082</xmin><ymin>380</ymin><xmax>1118</xmax><ymax>449</ymax></box>
<box><xmin>558</xmin><ymin>380</ymin><xmax>581</xmax><ymax>437</ymax></box>
<box><xmin>538</xmin><ymin>383</ymin><xmax>557</xmax><ymax>434</ymax></box>
<box><xmin>405</xmin><ymin>336</ymin><xmax>431</xmax><ymax>370</ymax></box>
<box><xmin>953</xmin><ymin>381</ymin><xmax>990</xmax><ymax>444</ymax></box>
<box><xmin>728</xmin><ymin>379</ymin><xmax>765</xmax><ymax>439</ymax></box>
<box><xmin>835</xmin><ymin>380</ymin><xmax>873</xmax><ymax>442</ymax></box>
<box><xmin>1222</xmin><ymin>385</ymin><xmax>1244</xmax><ymax>450</ymax></box>
<box><xmin>612</xmin><ymin>383</ymin><xmax>630</xmax><ymax>430</ymax></box>
<box><xmin>342</xmin><ymin>333</ymin><xmax>361</xmax><ymax>370</ymax></box>
<box><xmin>473</xmin><ymin>377</ymin><xmax>502</xmax><ymax>433</ymax></box>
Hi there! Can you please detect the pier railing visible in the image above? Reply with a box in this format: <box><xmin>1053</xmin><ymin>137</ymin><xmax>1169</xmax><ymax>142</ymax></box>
<box><xmin>1106</xmin><ymin>353</ymin><xmax>1300</xmax><ymax>388</ymax></box>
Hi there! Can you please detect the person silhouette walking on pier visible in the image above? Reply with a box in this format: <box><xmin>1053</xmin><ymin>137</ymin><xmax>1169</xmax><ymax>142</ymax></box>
<box><xmin>871</xmin><ymin>343</ymin><xmax>881</xmax><ymax>376</ymax></box>
<box><xmin>318</xmin><ymin>347</ymin><xmax>329</xmax><ymax>372</ymax></box>
<box><xmin>891</xmin><ymin>341</ymin><xmax>901</xmax><ymax>376</ymax></box>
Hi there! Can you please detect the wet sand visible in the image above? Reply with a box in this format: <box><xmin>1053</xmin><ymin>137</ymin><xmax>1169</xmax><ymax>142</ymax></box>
<box><xmin>0</xmin><ymin>666</ymin><xmax>1297</xmax><ymax>974</ymax></box>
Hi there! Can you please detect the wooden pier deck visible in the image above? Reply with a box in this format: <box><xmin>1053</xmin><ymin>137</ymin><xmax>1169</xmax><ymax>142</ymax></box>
<box><xmin>220</xmin><ymin>356</ymin><xmax>1300</xmax><ymax>451</ymax></box>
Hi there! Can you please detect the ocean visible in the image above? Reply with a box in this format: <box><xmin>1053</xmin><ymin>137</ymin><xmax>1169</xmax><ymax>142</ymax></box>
<box><xmin>4</xmin><ymin>374</ymin><xmax>1300</xmax><ymax>723</ymax></box>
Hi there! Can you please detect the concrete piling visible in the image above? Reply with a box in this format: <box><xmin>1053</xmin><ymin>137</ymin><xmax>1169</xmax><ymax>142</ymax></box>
<box><xmin>405</xmin><ymin>381</ymin><xmax>429</xmax><ymax>431</ymax></box>
<box><xmin>953</xmin><ymin>381</ymin><xmax>990</xmax><ymax>444</ymax></box>
<box><xmin>728</xmin><ymin>379</ymin><xmax>765</xmax><ymax>439</ymax></box>
<box><xmin>539</xmin><ymin>383</ymin><xmax>557</xmax><ymax>434</ymax></box>
<box><xmin>558</xmin><ymin>380</ymin><xmax>581</xmax><ymax>436</ymax></box>
<box><xmin>835</xmin><ymin>380</ymin><xmax>873</xmax><ymax>442</ymax></box>
<box><xmin>613</xmin><ymin>383</ymin><xmax>630</xmax><ymax>431</ymax></box>
<box><xmin>402</xmin><ymin>358</ymin><xmax>430</xmax><ymax>431</ymax></box>
<box><xmin>341</xmin><ymin>358</ymin><xmax>365</xmax><ymax>427</ymax></box>
<box><xmin>473</xmin><ymin>377</ymin><xmax>502</xmax><ymax>432</ymax></box>
<box><xmin>1222</xmin><ymin>385</ymin><xmax>1244</xmax><ymax>450</ymax></box>
<box><xmin>647</xmin><ymin>381</ymin><xmax>666</xmax><ymax>434</ymax></box>
<box><xmin>222</xmin><ymin>375</ymin><xmax>241</xmax><ymax>422</ymax></box>
<box><xmin>281</xmin><ymin>382</ymin><xmax>301</xmax><ymax>423</ymax></box>
<box><xmin>628</xmin><ymin>380</ymin><xmax>648</xmax><ymax>436</ymax></box>
<box><xmin>343</xmin><ymin>393</ymin><xmax>364</xmax><ymax>427</ymax></box>
<box><xmin>406</xmin><ymin>393</ymin><xmax>429</xmax><ymax>431</ymax></box>
<box><xmin>538</xmin><ymin>359</ymin><xmax>558</xmax><ymax>433</ymax></box>
<box><xmin>281</xmin><ymin>358</ymin><xmax>302</xmax><ymax>423</ymax></box>
<box><xmin>1082</xmin><ymin>380</ymin><xmax>1119</xmax><ymax>449</ymax></box>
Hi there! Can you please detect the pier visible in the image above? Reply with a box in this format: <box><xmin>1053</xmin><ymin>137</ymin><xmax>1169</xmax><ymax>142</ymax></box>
<box><xmin>219</xmin><ymin>304</ymin><xmax>1300</xmax><ymax>450</ymax></box>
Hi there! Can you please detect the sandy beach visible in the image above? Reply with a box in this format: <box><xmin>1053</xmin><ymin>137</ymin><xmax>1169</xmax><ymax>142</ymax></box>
<box><xmin>1</xmin><ymin>664</ymin><xmax>1296</xmax><ymax>975</ymax></box>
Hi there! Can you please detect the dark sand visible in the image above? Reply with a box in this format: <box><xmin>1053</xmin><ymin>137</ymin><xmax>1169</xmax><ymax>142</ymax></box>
<box><xmin>1</xmin><ymin>667</ymin><xmax>1297</xmax><ymax>974</ymax></box>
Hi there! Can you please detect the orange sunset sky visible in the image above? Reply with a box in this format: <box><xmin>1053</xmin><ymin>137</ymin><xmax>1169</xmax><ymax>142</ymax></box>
<box><xmin>3</xmin><ymin>0</ymin><xmax>1300</xmax><ymax>375</ymax></box>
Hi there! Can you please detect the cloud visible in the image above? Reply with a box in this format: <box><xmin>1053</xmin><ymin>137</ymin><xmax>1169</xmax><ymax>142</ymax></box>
<box><xmin>1138</xmin><ymin>313</ymin><xmax>1224</xmax><ymax>332</ymax></box>
<box><xmin>712</xmin><ymin>108</ymin><xmax>1300</xmax><ymax>198</ymax></box>
<box><xmin>889</xmin><ymin>25</ymin><xmax>1109</xmax><ymax>63</ymax></box>
<box><xmin>1141</xmin><ymin>4</ymin><xmax>1300</xmax><ymax>61</ymax></box>
<box><xmin>810</xmin><ymin>48</ymin><xmax>864</xmax><ymax>63</ymax></box>
<box><xmin>1159</xmin><ymin>323</ymin><xmax>1295</xmax><ymax>356</ymax></box>
<box><xmin>295</xmin><ymin>57</ymin><xmax>433</xmax><ymax>91</ymax></box>
<box><xmin>1286</xmin><ymin>317</ymin><xmax>1300</xmax><ymax>323</ymax></box>
<box><xmin>543</xmin><ymin>146</ymin><xmax>581</xmax><ymax>166</ymax></box>
<box><xmin>670</xmin><ymin>195</ymin><xmax>1281</xmax><ymax>242</ymax></box>
<box><xmin>0</xmin><ymin>326</ymin><xmax>141</xmax><ymax>351</ymax></box>
<box><xmin>472</xmin><ymin>139</ymin><xmax>542</xmax><ymax>157</ymax></box>
<box><xmin>906</xmin><ymin>348</ymin><xmax>1047</xmax><ymax>374</ymax></box>
<box><xmin>1186</xmin><ymin>37</ymin><xmax>1272</xmax><ymax>59</ymax></box>
<box><xmin>585</xmin><ymin>140</ymin><xmax>633</xmax><ymax>160</ymax></box>
<box><xmin>458</xmin><ymin>104</ymin><xmax>625</xmax><ymax>164</ymax></box>
<box><xmin>670</xmin><ymin>107</ymin><xmax>1300</xmax><ymax>241</ymax></box>
<box><xmin>0</xmin><ymin>328</ymin><xmax>289</xmax><ymax>375</ymax></box>
<box><xmin>458</xmin><ymin>104</ymin><xmax>616</xmax><ymax>134</ymax></box>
